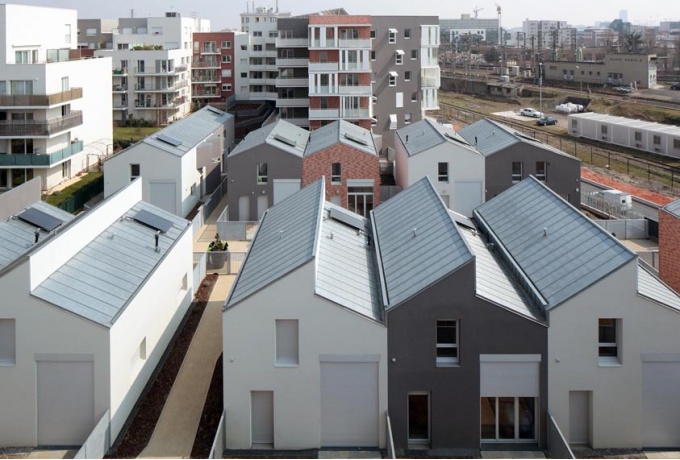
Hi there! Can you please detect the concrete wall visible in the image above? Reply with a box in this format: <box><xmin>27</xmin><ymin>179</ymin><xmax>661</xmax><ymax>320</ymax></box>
<box><xmin>226</xmin><ymin>144</ymin><xmax>302</xmax><ymax>221</ymax></box>
<box><xmin>223</xmin><ymin>261</ymin><xmax>388</xmax><ymax>449</ymax></box>
<box><xmin>0</xmin><ymin>177</ymin><xmax>41</xmax><ymax>219</ymax></box>
<box><xmin>548</xmin><ymin>261</ymin><xmax>680</xmax><ymax>448</ymax></box>
<box><xmin>659</xmin><ymin>208</ymin><xmax>680</xmax><ymax>293</ymax></box>
<box><xmin>485</xmin><ymin>143</ymin><xmax>581</xmax><ymax>208</ymax></box>
<box><xmin>387</xmin><ymin>262</ymin><xmax>548</xmax><ymax>450</ymax></box>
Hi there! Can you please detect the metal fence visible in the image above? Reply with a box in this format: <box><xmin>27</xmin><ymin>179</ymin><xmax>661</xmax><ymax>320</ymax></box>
<box><xmin>546</xmin><ymin>410</ymin><xmax>575</xmax><ymax>459</ymax></box>
<box><xmin>204</xmin><ymin>251</ymin><xmax>247</xmax><ymax>275</ymax></box>
<box><xmin>74</xmin><ymin>410</ymin><xmax>110</xmax><ymax>459</ymax></box>
<box><xmin>208</xmin><ymin>410</ymin><xmax>226</xmax><ymax>459</ymax></box>
<box><xmin>51</xmin><ymin>175</ymin><xmax>104</xmax><ymax>213</ymax></box>
<box><xmin>436</xmin><ymin>104</ymin><xmax>680</xmax><ymax>192</ymax></box>
<box><xmin>216</xmin><ymin>206</ymin><xmax>260</xmax><ymax>241</ymax></box>
<box><xmin>639</xmin><ymin>250</ymin><xmax>660</xmax><ymax>271</ymax></box>
<box><xmin>190</xmin><ymin>176</ymin><xmax>228</xmax><ymax>238</ymax></box>
<box><xmin>193</xmin><ymin>252</ymin><xmax>207</xmax><ymax>294</ymax></box>
<box><xmin>592</xmin><ymin>219</ymin><xmax>649</xmax><ymax>240</ymax></box>
<box><xmin>582</xmin><ymin>192</ymin><xmax>645</xmax><ymax>220</ymax></box>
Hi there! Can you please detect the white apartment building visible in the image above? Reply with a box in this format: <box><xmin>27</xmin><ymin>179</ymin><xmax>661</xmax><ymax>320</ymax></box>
<box><xmin>523</xmin><ymin>20</ymin><xmax>574</xmax><ymax>50</ymax></box>
<box><xmin>95</xmin><ymin>13</ymin><xmax>210</xmax><ymax>126</ymax></box>
<box><xmin>0</xmin><ymin>4</ymin><xmax>112</xmax><ymax>191</ymax></box>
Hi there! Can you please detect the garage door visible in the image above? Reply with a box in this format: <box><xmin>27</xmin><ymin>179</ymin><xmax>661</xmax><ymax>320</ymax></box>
<box><xmin>149</xmin><ymin>182</ymin><xmax>176</xmax><ymax>214</ymax></box>
<box><xmin>37</xmin><ymin>360</ymin><xmax>94</xmax><ymax>446</ymax></box>
<box><xmin>454</xmin><ymin>181</ymin><xmax>483</xmax><ymax>217</ymax></box>
<box><xmin>273</xmin><ymin>179</ymin><xmax>300</xmax><ymax>205</ymax></box>
<box><xmin>320</xmin><ymin>361</ymin><xmax>378</xmax><ymax>447</ymax></box>
<box><xmin>642</xmin><ymin>360</ymin><xmax>680</xmax><ymax>447</ymax></box>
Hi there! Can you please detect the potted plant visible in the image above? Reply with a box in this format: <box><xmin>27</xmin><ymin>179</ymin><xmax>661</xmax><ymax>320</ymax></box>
<box><xmin>207</xmin><ymin>233</ymin><xmax>228</xmax><ymax>270</ymax></box>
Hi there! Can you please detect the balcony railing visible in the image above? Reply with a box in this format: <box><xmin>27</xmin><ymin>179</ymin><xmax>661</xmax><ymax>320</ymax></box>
<box><xmin>308</xmin><ymin>62</ymin><xmax>339</xmax><ymax>72</ymax></box>
<box><xmin>276</xmin><ymin>58</ymin><xmax>308</xmax><ymax>67</ymax></box>
<box><xmin>275</xmin><ymin>77</ymin><xmax>308</xmax><ymax>87</ymax></box>
<box><xmin>175</xmin><ymin>65</ymin><xmax>188</xmax><ymax>72</ymax></box>
<box><xmin>0</xmin><ymin>140</ymin><xmax>83</xmax><ymax>166</ymax></box>
<box><xmin>201</xmin><ymin>45</ymin><xmax>220</xmax><ymax>54</ymax></box>
<box><xmin>0</xmin><ymin>88</ymin><xmax>83</xmax><ymax>107</ymax></box>
<box><xmin>339</xmin><ymin>62</ymin><xmax>371</xmax><ymax>72</ymax></box>
<box><xmin>0</xmin><ymin>111</ymin><xmax>83</xmax><ymax>137</ymax></box>
<box><xmin>340</xmin><ymin>108</ymin><xmax>370</xmax><ymax>119</ymax></box>
<box><xmin>338</xmin><ymin>85</ymin><xmax>371</xmax><ymax>95</ymax></box>
<box><xmin>134</xmin><ymin>80</ymin><xmax>187</xmax><ymax>92</ymax></box>
<box><xmin>112</xmin><ymin>85</ymin><xmax>128</xmax><ymax>92</ymax></box>
<box><xmin>134</xmin><ymin>67</ymin><xmax>177</xmax><ymax>75</ymax></box>
<box><xmin>276</xmin><ymin>98</ymin><xmax>310</xmax><ymax>107</ymax></box>
<box><xmin>275</xmin><ymin>37</ymin><xmax>308</xmax><ymax>47</ymax></box>
<box><xmin>309</xmin><ymin>108</ymin><xmax>339</xmax><ymax>119</ymax></box>
<box><xmin>309</xmin><ymin>39</ymin><xmax>371</xmax><ymax>49</ymax></box>
<box><xmin>113</xmin><ymin>68</ymin><xmax>129</xmax><ymax>75</ymax></box>
<box><xmin>193</xmin><ymin>61</ymin><xmax>220</xmax><ymax>68</ymax></box>
<box><xmin>192</xmin><ymin>75</ymin><xmax>221</xmax><ymax>83</ymax></box>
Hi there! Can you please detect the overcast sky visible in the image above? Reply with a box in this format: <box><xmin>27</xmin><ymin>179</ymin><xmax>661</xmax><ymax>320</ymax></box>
<box><xmin>11</xmin><ymin>0</ymin><xmax>679</xmax><ymax>30</ymax></box>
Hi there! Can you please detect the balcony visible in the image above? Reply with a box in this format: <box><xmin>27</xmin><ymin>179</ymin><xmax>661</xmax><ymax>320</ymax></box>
<box><xmin>339</xmin><ymin>62</ymin><xmax>371</xmax><ymax>72</ymax></box>
<box><xmin>309</xmin><ymin>108</ymin><xmax>339</xmax><ymax>119</ymax></box>
<box><xmin>201</xmin><ymin>45</ymin><xmax>220</xmax><ymax>54</ymax></box>
<box><xmin>193</xmin><ymin>61</ymin><xmax>220</xmax><ymax>69</ymax></box>
<box><xmin>192</xmin><ymin>91</ymin><xmax>220</xmax><ymax>98</ymax></box>
<box><xmin>309</xmin><ymin>39</ymin><xmax>371</xmax><ymax>49</ymax></box>
<box><xmin>0</xmin><ymin>111</ymin><xmax>83</xmax><ymax>137</ymax></box>
<box><xmin>134</xmin><ymin>80</ymin><xmax>187</xmax><ymax>92</ymax></box>
<box><xmin>113</xmin><ymin>68</ymin><xmax>129</xmax><ymax>76</ymax></box>
<box><xmin>175</xmin><ymin>65</ymin><xmax>188</xmax><ymax>72</ymax></box>
<box><xmin>275</xmin><ymin>37</ymin><xmax>308</xmax><ymax>48</ymax></box>
<box><xmin>0</xmin><ymin>140</ymin><xmax>83</xmax><ymax>167</ymax></box>
<box><xmin>112</xmin><ymin>85</ymin><xmax>128</xmax><ymax>92</ymax></box>
<box><xmin>340</xmin><ymin>108</ymin><xmax>371</xmax><ymax>119</ymax></box>
<box><xmin>0</xmin><ymin>88</ymin><xmax>83</xmax><ymax>108</ymax></box>
<box><xmin>308</xmin><ymin>62</ymin><xmax>339</xmax><ymax>72</ymax></box>
<box><xmin>134</xmin><ymin>99</ymin><xmax>183</xmax><ymax>109</ymax></box>
<box><xmin>192</xmin><ymin>74</ymin><xmax>221</xmax><ymax>83</ymax></box>
<box><xmin>134</xmin><ymin>67</ymin><xmax>177</xmax><ymax>75</ymax></box>
<box><xmin>421</xmin><ymin>77</ymin><xmax>440</xmax><ymax>88</ymax></box>
<box><xmin>309</xmin><ymin>86</ymin><xmax>333</xmax><ymax>96</ymax></box>
<box><xmin>275</xmin><ymin>77</ymin><xmax>308</xmax><ymax>87</ymax></box>
<box><xmin>338</xmin><ymin>85</ymin><xmax>371</xmax><ymax>95</ymax></box>
<box><xmin>276</xmin><ymin>58</ymin><xmax>308</xmax><ymax>67</ymax></box>
<box><xmin>276</xmin><ymin>98</ymin><xmax>310</xmax><ymax>108</ymax></box>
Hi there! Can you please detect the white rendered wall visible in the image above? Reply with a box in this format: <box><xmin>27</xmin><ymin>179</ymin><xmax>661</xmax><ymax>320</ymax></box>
<box><xmin>548</xmin><ymin>261</ymin><xmax>680</xmax><ymax>448</ymax></box>
<box><xmin>393</xmin><ymin>138</ymin><xmax>409</xmax><ymax>190</ymax></box>
<box><xmin>223</xmin><ymin>261</ymin><xmax>388</xmax><ymax>450</ymax></box>
<box><xmin>179</xmin><ymin>150</ymin><xmax>201</xmax><ymax>217</ymax></box>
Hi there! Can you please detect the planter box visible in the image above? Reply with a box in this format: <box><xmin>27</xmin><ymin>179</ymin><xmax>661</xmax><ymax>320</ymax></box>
<box><xmin>207</xmin><ymin>251</ymin><xmax>228</xmax><ymax>270</ymax></box>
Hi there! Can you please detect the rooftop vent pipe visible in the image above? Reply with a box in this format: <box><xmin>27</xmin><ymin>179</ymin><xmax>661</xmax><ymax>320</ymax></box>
<box><xmin>543</xmin><ymin>227</ymin><xmax>548</xmax><ymax>237</ymax></box>
<box><xmin>34</xmin><ymin>229</ymin><xmax>40</xmax><ymax>244</ymax></box>
<box><xmin>155</xmin><ymin>231</ymin><xmax>160</xmax><ymax>252</ymax></box>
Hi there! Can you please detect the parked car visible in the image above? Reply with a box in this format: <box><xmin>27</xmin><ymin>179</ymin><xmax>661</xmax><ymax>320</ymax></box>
<box><xmin>613</xmin><ymin>86</ymin><xmax>632</xmax><ymax>94</ymax></box>
<box><xmin>671</xmin><ymin>83</ymin><xmax>680</xmax><ymax>90</ymax></box>
<box><xmin>536</xmin><ymin>116</ymin><xmax>558</xmax><ymax>126</ymax></box>
<box><xmin>520</xmin><ymin>108</ymin><xmax>542</xmax><ymax>118</ymax></box>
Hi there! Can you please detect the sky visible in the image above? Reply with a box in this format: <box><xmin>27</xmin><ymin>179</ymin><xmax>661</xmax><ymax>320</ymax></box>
<box><xmin>10</xmin><ymin>0</ymin><xmax>679</xmax><ymax>31</ymax></box>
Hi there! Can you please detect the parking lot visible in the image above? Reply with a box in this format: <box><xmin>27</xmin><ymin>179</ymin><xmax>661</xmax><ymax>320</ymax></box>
<box><xmin>492</xmin><ymin>110</ymin><xmax>570</xmax><ymax>129</ymax></box>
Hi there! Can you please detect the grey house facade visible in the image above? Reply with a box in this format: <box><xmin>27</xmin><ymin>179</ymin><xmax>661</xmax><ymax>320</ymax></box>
<box><xmin>226</xmin><ymin>119</ymin><xmax>309</xmax><ymax>221</ymax></box>
<box><xmin>371</xmin><ymin>178</ymin><xmax>548</xmax><ymax>451</ymax></box>
<box><xmin>457</xmin><ymin>119</ymin><xmax>581</xmax><ymax>208</ymax></box>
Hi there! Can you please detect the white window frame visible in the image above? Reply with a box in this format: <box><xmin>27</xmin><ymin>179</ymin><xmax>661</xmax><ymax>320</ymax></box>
<box><xmin>395</xmin><ymin>50</ymin><xmax>404</xmax><ymax>65</ymax></box>
<box><xmin>331</xmin><ymin>163</ymin><xmax>342</xmax><ymax>184</ymax></box>
<box><xmin>512</xmin><ymin>161</ymin><xmax>523</xmax><ymax>184</ymax></box>
<box><xmin>275</xmin><ymin>319</ymin><xmax>299</xmax><ymax>366</ymax></box>
<box><xmin>405</xmin><ymin>113</ymin><xmax>412</xmax><ymax>125</ymax></box>
<box><xmin>437</xmin><ymin>162</ymin><xmax>448</xmax><ymax>182</ymax></box>
<box><xmin>436</xmin><ymin>320</ymin><xmax>458</xmax><ymax>366</ymax></box>
<box><xmin>535</xmin><ymin>161</ymin><xmax>547</xmax><ymax>182</ymax></box>
<box><xmin>389</xmin><ymin>72</ymin><xmax>397</xmax><ymax>87</ymax></box>
<box><xmin>388</xmin><ymin>29</ymin><xmax>397</xmax><ymax>44</ymax></box>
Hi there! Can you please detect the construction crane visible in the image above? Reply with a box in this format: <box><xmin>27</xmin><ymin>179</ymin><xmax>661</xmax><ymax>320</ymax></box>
<box><xmin>473</xmin><ymin>6</ymin><xmax>484</xmax><ymax>19</ymax></box>
<box><xmin>495</xmin><ymin>3</ymin><xmax>502</xmax><ymax>46</ymax></box>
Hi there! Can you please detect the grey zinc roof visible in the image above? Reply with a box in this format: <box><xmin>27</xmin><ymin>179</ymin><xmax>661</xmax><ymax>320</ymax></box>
<box><xmin>474</xmin><ymin>177</ymin><xmax>636</xmax><ymax>310</ymax></box>
<box><xmin>663</xmin><ymin>199</ymin><xmax>680</xmax><ymax>218</ymax></box>
<box><xmin>372</xmin><ymin>177</ymin><xmax>474</xmax><ymax>308</ymax></box>
<box><xmin>143</xmin><ymin>105</ymin><xmax>233</xmax><ymax>157</ymax></box>
<box><xmin>638</xmin><ymin>262</ymin><xmax>680</xmax><ymax>312</ymax></box>
<box><xmin>0</xmin><ymin>201</ymin><xmax>75</xmax><ymax>270</ymax></box>
<box><xmin>460</xmin><ymin>225</ymin><xmax>544</xmax><ymax>323</ymax></box>
<box><xmin>396</xmin><ymin>118</ymin><xmax>474</xmax><ymax>156</ymax></box>
<box><xmin>305</xmin><ymin>120</ymin><xmax>377</xmax><ymax>157</ymax></box>
<box><xmin>316</xmin><ymin>203</ymin><xmax>381</xmax><ymax>321</ymax></box>
<box><xmin>226</xmin><ymin>178</ymin><xmax>324</xmax><ymax>307</ymax></box>
<box><xmin>32</xmin><ymin>201</ymin><xmax>189</xmax><ymax>327</ymax></box>
<box><xmin>229</xmin><ymin>119</ymin><xmax>310</xmax><ymax>158</ymax></box>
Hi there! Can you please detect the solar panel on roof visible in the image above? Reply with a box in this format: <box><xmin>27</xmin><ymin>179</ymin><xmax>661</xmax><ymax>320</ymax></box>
<box><xmin>156</xmin><ymin>134</ymin><xmax>182</xmax><ymax>147</ymax></box>
<box><xmin>344</xmin><ymin>132</ymin><xmax>368</xmax><ymax>146</ymax></box>
<box><xmin>133</xmin><ymin>209</ymin><xmax>174</xmax><ymax>233</ymax></box>
<box><xmin>17</xmin><ymin>207</ymin><xmax>64</xmax><ymax>232</ymax></box>
<box><xmin>273</xmin><ymin>132</ymin><xmax>297</xmax><ymax>147</ymax></box>
<box><xmin>206</xmin><ymin>106</ymin><xmax>223</xmax><ymax>115</ymax></box>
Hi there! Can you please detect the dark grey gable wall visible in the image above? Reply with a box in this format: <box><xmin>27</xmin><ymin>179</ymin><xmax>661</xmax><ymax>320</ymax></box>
<box><xmin>386</xmin><ymin>261</ymin><xmax>548</xmax><ymax>450</ymax></box>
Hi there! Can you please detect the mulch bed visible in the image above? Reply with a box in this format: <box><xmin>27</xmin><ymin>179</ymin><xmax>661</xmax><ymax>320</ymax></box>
<box><xmin>105</xmin><ymin>274</ymin><xmax>219</xmax><ymax>459</ymax></box>
<box><xmin>191</xmin><ymin>354</ymin><xmax>223</xmax><ymax>458</ymax></box>
<box><xmin>573</xmin><ymin>447</ymin><xmax>647</xmax><ymax>459</ymax></box>
<box><xmin>582</xmin><ymin>168</ymin><xmax>677</xmax><ymax>205</ymax></box>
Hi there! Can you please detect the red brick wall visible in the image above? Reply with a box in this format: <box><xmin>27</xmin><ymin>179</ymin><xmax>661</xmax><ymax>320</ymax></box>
<box><xmin>659</xmin><ymin>209</ymin><xmax>680</xmax><ymax>294</ymax></box>
<box><xmin>310</xmin><ymin>15</ymin><xmax>371</xmax><ymax>25</ymax></box>
<box><xmin>302</xmin><ymin>144</ymin><xmax>381</xmax><ymax>211</ymax></box>
<box><xmin>309</xmin><ymin>50</ymin><xmax>339</xmax><ymax>62</ymax></box>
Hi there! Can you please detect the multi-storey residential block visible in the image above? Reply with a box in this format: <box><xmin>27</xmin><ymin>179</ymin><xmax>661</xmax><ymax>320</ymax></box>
<box><xmin>523</xmin><ymin>20</ymin><xmax>574</xmax><ymax>51</ymax></box>
<box><xmin>77</xmin><ymin>19</ymin><xmax>117</xmax><ymax>51</ymax></box>
<box><xmin>95</xmin><ymin>12</ymin><xmax>209</xmax><ymax>126</ymax></box>
<box><xmin>276</xmin><ymin>16</ymin><xmax>311</xmax><ymax>127</ymax></box>
<box><xmin>0</xmin><ymin>4</ymin><xmax>112</xmax><ymax>191</ymax></box>
<box><xmin>440</xmin><ymin>14</ymin><xmax>499</xmax><ymax>45</ymax></box>
<box><xmin>192</xmin><ymin>31</ymin><xmax>237</xmax><ymax>110</ymax></box>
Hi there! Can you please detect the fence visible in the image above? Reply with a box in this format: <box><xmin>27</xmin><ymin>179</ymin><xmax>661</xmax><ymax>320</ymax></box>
<box><xmin>216</xmin><ymin>206</ymin><xmax>260</xmax><ymax>241</ymax></box>
<box><xmin>204</xmin><ymin>251</ymin><xmax>247</xmax><ymax>275</ymax></box>
<box><xmin>639</xmin><ymin>250</ymin><xmax>660</xmax><ymax>271</ymax></box>
<box><xmin>385</xmin><ymin>411</ymin><xmax>396</xmax><ymax>459</ymax></box>
<box><xmin>208</xmin><ymin>410</ymin><xmax>227</xmax><ymax>459</ymax></box>
<box><xmin>592</xmin><ymin>219</ymin><xmax>649</xmax><ymax>240</ymax></box>
<box><xmin>190</xmin><ymin>176</ymin><xmax>229</xmax><ymax>238</ymax></box>
<box><xmin>546</xmin><ymin>410</ymin><xmax>575</xmax><ymax>459</ymax></box>
<box><xmin>50</xmin><ymin>174</ymin><xmax>104</xmax><ymax>213</ymax></box>
<box><xmin>193</xmin><ymin>252</ymin><xmax>207</xmax><ymax>293</ymax></box>
<box><xmin>436</xmin><ymin>104</ymin><xmax>680</xmax><ymax>193</ymax></box>
<box><xmin>582</xmin><ymin>192</ymin><xmax>645</xmax><ymax>220</ymax></box>
<box><xmin>74</xmin><ymin>410</ymin><xmax>110</xmax><ymax>459</ymax></box>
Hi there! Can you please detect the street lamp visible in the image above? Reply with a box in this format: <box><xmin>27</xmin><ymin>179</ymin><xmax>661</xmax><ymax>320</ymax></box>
<box><xmin>539</xmin><ymin>62</ymin><xmax>543</xmax><ymax>116</ymax></box>
<box><xmin>575</xmin><ymin>65</ymin><xmax>582</xmax><ymax>92</ymax></box>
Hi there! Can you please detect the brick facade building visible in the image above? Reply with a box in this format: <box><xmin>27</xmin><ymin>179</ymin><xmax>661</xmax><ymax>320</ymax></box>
<box><xmin>659</xmin><ymin>200</ymin><xmax>680</xmax><ymax>293</ymax></box>
<box><xmin>192</xmin><ymin>31</ymin><xmax>236</xmax><ymax>110</ymax></box>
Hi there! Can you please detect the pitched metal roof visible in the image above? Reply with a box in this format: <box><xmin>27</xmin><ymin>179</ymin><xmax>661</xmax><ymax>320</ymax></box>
<box><xmin>0</xmin><ymin>201</ymin><xmax>75</xmax><ymax>271</ymax></box>
<box><xmin>372</xmin><ymin>176</ymin><xmax>474</xmax><ymax>308</ymax></box>
<box><xmin>226</xmin><ymin>178</ymin><xmax>324</xmax><ymax>307</ymax></box>
<box><xmin>396</xmin><ymin>118</ymin><xmax>476</xmax><ymax>157</ymax></box>
<box><xmin>638</xmin><ymin>262</ymin><xmax>680</xmax><ymax>312</ymax></box>
<box><xmin>305</xmin><ymin>120</ymin><xmax>377</xmax><ymax>157</ymax></box>
<box><xmin>32</xmin><ymin>201</ymin><xmax>189</xmax><ymax>327</ymax></box>
<box><xmin>229</xmin><ymin>119</ymin><xmax>310</xmax><ymax>158</ymax></box>
<box><xmin>474</xmin><ymin>177</ymin><xmax>636</xmax><ymax>310</ymax></box>
<box><xmin>143</xmin><ymin>105</ymin><xmax>233</xmax><ymax>157</ymax></box>
<box><xmin>460</xmin><ymin>225</ymin><xmax>544</xmax><ymax>323</ymax></box>
<box><xmin>316</xmin><ymin>203</ymin><xmax>381</xmax><ymax>321</ymax></box>
<box><xmin>663</xmin><ymin>198</ymin><xmax>680</xmax><ymax>219</ymax></box>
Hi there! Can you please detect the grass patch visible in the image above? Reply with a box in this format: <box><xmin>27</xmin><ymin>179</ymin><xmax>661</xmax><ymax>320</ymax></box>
<box><xmin>45</xmin><ymin>172</ymin><xmax>103</xmax><ymax>207</ymax></box>
<box><xmin>113</xmin><ymin>127</ymin><xmax>159</xmax><ymax>142</ymax></box>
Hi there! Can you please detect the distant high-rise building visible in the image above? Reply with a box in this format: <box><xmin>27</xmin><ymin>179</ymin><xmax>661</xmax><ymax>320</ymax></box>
<box><xmin>619</xmin><ymin>10</ymin><xmax>628</xmax><ymax>23</ymax></box>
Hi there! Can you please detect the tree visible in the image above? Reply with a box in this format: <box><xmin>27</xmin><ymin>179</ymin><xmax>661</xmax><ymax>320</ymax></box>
<box><xmin>484</xmin><ymin>46</ymin><xmax>499</xmax><ymax>65</ymax></box>
<box><xmin>623</xmin><ymin>32</ymin><xmax>644</xmax><ymax>53</ymax></box>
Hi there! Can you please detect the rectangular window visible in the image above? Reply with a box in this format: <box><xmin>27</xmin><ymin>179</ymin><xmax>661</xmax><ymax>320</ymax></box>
<box><xmin>331</xmin><ymin>163</ymin><xmax>342</xmax><ymax>184</ymax></box>
<box><xmin>222</xmin><ymin>41</ymin><xmax>231</xmax><ymax>49</ymax></box>
<box><xmin>0</xmin><ymin>319</ymin><xmax>16</xmax><ymax>365</ymax></box>
<box><xmin>405</xmin><ymin>113</ymin><xmax>412</xmax><ymax>124</ymax></box>
<box><xmin>405</xmin><ymin>71</ymin><xmax>411</xmax><ymax>81</ymax></box>
<box><xmin>257</xmin><ymin>162</ymin><xmax>268</xmax><ymax>184</ymax></box>
<box><xmin>598</xmin><ymin>318</ymin><xmax>620</xmax><ymax>364</ymax></box>
<box><xmin>11</xmin><ymin>80</ymin><xmax>33</xmax><ymax>95</ymax></box>
<box><xmin>389</xmin><ymin>72</ymin><xmax>397</xmax><ymax>87</ymax></box>
<box><xmin>634</xmin><ymin>131</ymin><xmax>642</xmax><ymax>141</ymax></box>
<box><xmin>601</xmin><ymin>125</ymin><xmax>608</xmax><ymax>134</ymax></box>
<box><xmin>395</xmin><ymin>50</ymin><xmax>404</xmax><ymax>65</ymax></box>
<box><xmin>404</xmin><ymin>28</ymin><xmax>411</xmax><ymax>39</ymax></box>
<box><xmin>512</xmin><ymin>162</ymin><xmax>523</xmax><ymax>183</ymax></box>
<box><xmin>436</xmin><ymin>320</ymin><xmax>458</xmax><ymax>366</ymax></box>
<box><xmin>370</xmin><ymin>29</ymin><xmax>376</xmax><ymax>39</ymax></box>
<box><xmin>674</xmin><ymin>139</ymin><xmax>680</xmax><ymax>149</ymax></box>
<box><xmin>370</xmin><ymin>50</ymin><xmax>376</xmax><ymax>61</ymax></box>
<box><xmin>388</xmin><ymin>29</ymin><xmax>397</xmax><ymax>44</ymax></box>
<box><xmin>653</xmin><ymin>135</ymin><xmax>661</xmax><ymax>145</ymax></box>
<box><xmin>438</xmin><ymin>162</ymin><xmax>448</xmax><ymax>182</ymax></box>
<box><xmin>411</xmin><ymin>49</ymin><xmax>418</xmax><ymax>60</ymax></box>
<box><xmin>535</xmin><ymin>161</ymin><xmax>547</xmax><ymax>182</ymax></box>
<box><xmin>571</xmin><ymin>120</ymin><xmax>578</xmax><ymax>128</ymax></box>
<box><xmin>0</xmin><ymin>81</ymin><xmax>6</xmax><ymax>94</ymax></box>
<box><xmin>130</xmin><ymin>164</ymin><xmax>140</xmax><ymax>181</ymax></box>
<box><xmin>411</xmin><ymin>91</ymin><xmax>418</xmax><ymax>102</ymax></box>
<box><xmin>276</xmin><ymin>319</ymin><xmax>298</xmax><ymax>366</ymax></box>
<box><xmin>86</xmin><ymin>28</ymin><xmax>97</xmax><ymax>36</ymax></box>
<box><xmin>347</xmin><ymin>186</ymin><xmax>374</xmax><ymax>217</ymax></box>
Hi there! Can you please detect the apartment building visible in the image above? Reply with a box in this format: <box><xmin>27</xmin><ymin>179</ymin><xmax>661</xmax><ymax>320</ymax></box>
<box><xmin>276</xmin><ymin>16</ymin><xmax>310</xmax><ymax>127</ymax></box>
<box><xmin>191</xmin><ymin>31</ymin><xmax>237</xmax><ymax>110</ymax></box>
<box><xmin>0</xmin><ymin>4</ymin><xmax>112</xmax><ymax>191</ymax></box>
<box><xmin>440</xmin><ymin>15</ymin><xmax>499</xmax><ymax>45</ymax></box>
<box><xmin>95</xmin><ymin>12</ymin><xmax>210</xmax><ymax>126</ymax></box>
<box><xmin>77</xmin><ymin>19</ymin><xmax>117</xmax><ymax>51</ymax></box>
<box><xmin>522</xmin><ymin>20</ymin><xmax>575</xmax><ymax>51</ymax></box>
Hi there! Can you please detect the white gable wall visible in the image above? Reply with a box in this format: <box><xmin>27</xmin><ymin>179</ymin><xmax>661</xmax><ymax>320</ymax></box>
<box><xmin>223</xmin><ymin>261</ymin><xmax>388</xmax><ymax>450</ymax></box>
<box><xmin>548</xmin><ymin>261</ymin><xmax>680</xmax><ymax>448</ymax></box>
<box><xmin>179</xmin><ymin>149</ymin><xmax>201</xmax><ymax>218</ymax></box>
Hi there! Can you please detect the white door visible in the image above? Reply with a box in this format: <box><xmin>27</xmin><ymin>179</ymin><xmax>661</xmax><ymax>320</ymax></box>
<box><xmin>257</xmin><ymin>195</ymin><xmax>269</xmax><ymax>220</ymax></box>
<box><xmin>273</xmin><ymin>179</ymin><xmax>301</xmax><ymax>205</ymax></box>
<box><xmin>454</xmin><ymin>181</ymin><xmax>483</xmax><ymax>217</ymax></box>
<box><xmin>569</xmin><ymin>391</ymin><xmax>590</xmax><ymax>445</ymax></box>
<box><xmin>642</xmin><ymin>361</ymin><xmax>680</xmax><ymax>447</ymax></box>
<box><xmin>238</xmin><ymin>196</ymin><xmax>250</xmax><ymax>221</ymax></box>
<box><xmin>149</xmin><ymin>182</ymin><xmax>176</xmax><ymax>214</ymax></box>
<box><xmin>37</xmin><ymin>360</ymin><xmax>94</xmax><ymax>446</ymax></box>
<box><xmin>251</xmin><ymin>391</ymin><xmax>273</xmax><ymax>445</ymax></box>
<box><xmin>320</xmin><ymin>361</ymin><xmax>378</xmax><ymax>447</ymax></box>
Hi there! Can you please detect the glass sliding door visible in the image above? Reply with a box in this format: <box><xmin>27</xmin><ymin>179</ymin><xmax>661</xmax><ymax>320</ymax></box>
<box><xmin>480</xmin><ymin>397</ymin><xmax>536</xmax><ymax>442</ymax></box>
